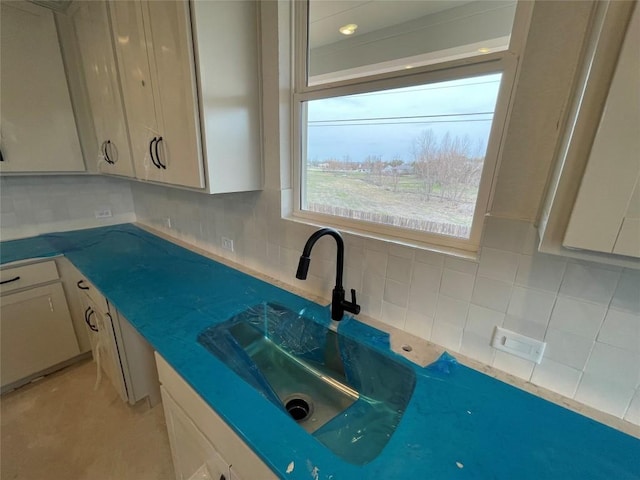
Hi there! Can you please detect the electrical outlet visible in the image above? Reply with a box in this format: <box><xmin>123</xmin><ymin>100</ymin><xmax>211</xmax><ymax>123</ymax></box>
<box><xmin>491</xmin><ymin>326</ymin><xmax>546</xmax><ymax>364</ymax></box>
<box><xmin>221</xmin><ymin>237</ymin><xmax>234</xmax><ymax>252</ymax></box>
<box><xmin>94</xmin><ymin>208</ymin><xmax>112</xmax><ymax>219</ymax></box>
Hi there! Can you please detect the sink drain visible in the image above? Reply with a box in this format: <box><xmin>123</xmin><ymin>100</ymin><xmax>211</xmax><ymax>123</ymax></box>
<box><xmin>285</xmin><ymin>395</ymin><xmax>313</xmax><ymax>422</ymax></box>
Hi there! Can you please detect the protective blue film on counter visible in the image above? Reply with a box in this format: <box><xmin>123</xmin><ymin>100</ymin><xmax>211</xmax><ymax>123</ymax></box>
<box><xmin>2</xmin><ymin>224</ymin><xmax>640</xmax><ymax>479</ymax></box>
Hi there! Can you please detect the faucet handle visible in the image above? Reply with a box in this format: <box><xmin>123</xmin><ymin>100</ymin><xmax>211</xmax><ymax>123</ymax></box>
<box><xmin>349</xmin><ymin>289</ymin><xmax>361</xmax><ymax>314</ymax></box>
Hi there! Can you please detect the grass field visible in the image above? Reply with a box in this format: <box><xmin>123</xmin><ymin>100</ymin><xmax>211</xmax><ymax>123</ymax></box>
<box><xmin>305</xmin><ymin>169</ymin><xmax>477</xmax><ymax>236</ymax></box>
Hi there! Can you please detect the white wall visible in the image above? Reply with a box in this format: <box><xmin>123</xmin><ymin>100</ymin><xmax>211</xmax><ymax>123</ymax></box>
<box><xmin>0</xmin><ymin>175</ymin><xmax>135</xmax><ymax>240</ymax></box>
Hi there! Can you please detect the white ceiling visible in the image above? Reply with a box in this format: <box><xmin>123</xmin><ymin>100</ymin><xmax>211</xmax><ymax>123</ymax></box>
<box><xmin>309</xmin><ymin>0</ymin><xmax>472</xmax><ymax>48</ymax></box>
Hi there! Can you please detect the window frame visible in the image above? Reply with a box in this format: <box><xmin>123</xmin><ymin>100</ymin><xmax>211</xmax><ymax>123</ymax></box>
<box><xmin>291</xmin><ymin>1</ymin><xmax>533</xmax><ymax>253</ymax></box>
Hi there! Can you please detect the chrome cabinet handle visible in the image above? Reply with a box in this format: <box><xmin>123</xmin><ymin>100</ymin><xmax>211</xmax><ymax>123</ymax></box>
<box><xmin>0</xmin><ymin>276</ymin><xmax>20</xmax><ymax>285</ymax></box>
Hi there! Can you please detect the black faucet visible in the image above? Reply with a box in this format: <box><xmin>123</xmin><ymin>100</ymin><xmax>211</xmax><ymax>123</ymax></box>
<box><xmin>296</xmin><ymin>227</ymin><xmax>361</xmax><ymax>321</ymax></box>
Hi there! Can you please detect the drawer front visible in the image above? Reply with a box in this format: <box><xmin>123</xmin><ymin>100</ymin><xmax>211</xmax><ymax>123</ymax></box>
<box><xmin>0</xmin><ymin>260</ymin><xmax>59</xmax><ymax>294</ymax></box>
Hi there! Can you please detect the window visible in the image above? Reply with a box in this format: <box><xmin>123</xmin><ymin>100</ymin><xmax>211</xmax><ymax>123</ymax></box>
<box><xmin>293</xmin><ymin>1</ymin><xmax>531</xmax><ymax>252</ymax></box>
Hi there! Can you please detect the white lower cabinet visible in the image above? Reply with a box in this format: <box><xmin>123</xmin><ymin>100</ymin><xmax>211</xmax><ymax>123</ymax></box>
<box><xmin>0</xmin><ymin>260</ymin><xmax>81</xmax><ymax>391</ymax></box>
<box><xmin>76</xmin><ymin>276</ymin><xmax>160</xmax><ymax>406</ymax></box>
<box><xmin>156</xmin><ymin>354</ymin><xmax>278</xmax><ymax>480</ymax></box>
<box><xmin>162</xmin><ymin>386</ymin><xmax>230</xmax><ymax>480</ymax></box>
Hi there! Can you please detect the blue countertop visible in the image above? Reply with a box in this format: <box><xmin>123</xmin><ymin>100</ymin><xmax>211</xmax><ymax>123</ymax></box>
<box><xmin>2</xmin><ymin>224</ymin><xmax>638</xmax><ymax>479</ymax></box>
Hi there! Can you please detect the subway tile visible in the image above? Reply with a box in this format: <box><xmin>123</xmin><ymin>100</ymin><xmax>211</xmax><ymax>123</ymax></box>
<box><xmin>439</xmin><ymin>268</ymin><xmax>475</xmax><ymax>301</ymax></box>
<box><xmin>515</xmin><ymin>253</ymin><xmax>566</xmax><ymax>293</ymax></box>
<box><xmin>584</xmin><ymin>342</ymin><xmax>640</xmax><ymax>388</ymax></box>
<box><xmin>444</xmin><ymin>256</ymin><xmax>478</xmax><ymax>275</ymax></box>
<box><xmin>575</xmin><ymin>373</ymin><xmax>635</xmax><ymax>418</ymax></box>
<box><xmin>386</xmin><ymin>254</ymin><xmax>413</xmax><ymax>284</ymax></box>
<box><xmin>478</xmin><ymin>247</ymin><xmax>519</xmax><ymax>283</ymax></box>
<box><xmin>414</xmin><ymin>249</ymin><xmax>445</xmax><ymax>267</ymax></box>
<box><xmin>543</xmin><ymin>327</ymin><xmax>594</xmax><ymax>370</ymax></box>
<box><xmin>407</xmin><ymin>289</ymin><xmax>438</xmax><ymax>319</ymax></box>
<box><xmin>624</xmin><ymin>389</ymin><xmax>640</xmax><ymax>426</ymax></box>
<box><xmin>363</xmin><ymin>250</ymin><xmax>388</xmax><ymax>277</ymax></box>
<box><xmin>434</xmin><ymin>294</ymin><xmax>469</xmax><ymax>328</ymax></box>
<box><xmin>559</xmin><ymin>262</ymin><xmax>620</xmax><ymax>305</ymax></box>
<box><xmin>482</xmin><ymin>216</ymin><xmax>530</xmax><ymax>253</ymax></box>
<box><xmin>460</xmin><ymin>331</ymin><xmax>495</xmax><ymax>364</ymax></box>
<box><xmin>359</xmin><ymin>293</ymin><xmax>382</xmax><ymax>318</ymax></box>
<box><xmin>506</xmin><ymin>286</ymin><xmax>556</xmax><ymax>335</ymax></box>
<box><xmin>548</xmin><ymin>297</ymin><xmax>607</xmax><ymax>340</ymax></box>
<box><xmin>531</xmin><ymin>358</ymin><xmax>581</xmax><ymax>398</ymax></box>
<box><xmin>431</xmin><ymin>320</ymin><xmax>463</xmax><ymax>352</ymax></box>
<box><xmin>492</xmin><ymin>350</ymin><xmax>534</xmax><ymax>380</ymax></box>
<box><xmin>471</xmin><ymin>275</ymin><xmax>513</xmax><ymax>313</ymax></box>
<box><xmin>411</xmin><ymin>262</ymin><xmax>442</xmax><ymax>292</ymax></box>
<box><xmin>362</xmin><ymin>272</ymin><xmax>385</xmax><ymax>298</ymax></box>
<box><xmin>388</xmin><ymin>243</ymin><xmax>414</xmax><ymax>260</ymax></box>
<box><xmin>611</xmin><ymin>269</ymin><xmax>640</xmax><ymax>315</ymax></box>
<box><xmin>404</xmin><ymin>310</ymin><xmax>433</xmax><ymax>341</ymax></box>
<box><xmin>597</xmin><ymin>309</ymin><xmax>640</xmax><ymax>353</ymax></box>
<box><xmin>380</xmin><ymin>301</ymin><xmax>406</xmax><ymax>330</ymax></box>
<box><xmin>383</xmin><ymin>279</ymin><xmax>410</xmax><ymax>308</ymax></box>
<box><xmin>465</xmin><ymin>304</ymin><xmax>504</xmax><ymax>339</ymax></box>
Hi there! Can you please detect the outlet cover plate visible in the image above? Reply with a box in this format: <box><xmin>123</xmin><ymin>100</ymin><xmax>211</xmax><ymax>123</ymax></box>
<box><xmin>221</xmin><ymin>237</ymin><xmax>234</xmax><ymax>252</ymax></box>
<box><xmin>94</xmin><ymin>208</ymin><xmax>112</xmax><ymax>219</ymax></box>
<box><xmin>491</xmin><ymin>326</ymin><xmax>546</xmax><ymax>364</ymax></box>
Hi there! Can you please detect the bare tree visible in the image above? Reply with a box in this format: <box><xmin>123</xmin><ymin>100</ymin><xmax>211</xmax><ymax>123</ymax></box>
<box><xmin>411</xmin><ymin>129</ymin><xmax>439</xmax><ymax>200</ymax></box>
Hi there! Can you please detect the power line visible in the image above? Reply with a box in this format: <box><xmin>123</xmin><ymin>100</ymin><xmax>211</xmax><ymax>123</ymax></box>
<box><xmin>309</xmin><ymin>111</ymin><xmax>494</xmax><ymax>124</ymax></box>
<box><xmin>308</xmin><ymin>118</ymin><xmax>493</xmax><ymax>127</ymax></box>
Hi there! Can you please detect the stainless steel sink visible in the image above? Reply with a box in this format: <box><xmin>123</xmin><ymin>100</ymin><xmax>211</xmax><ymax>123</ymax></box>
<box><xmin>197</xmin><ymin>302</ymin><xmax>416</xmax><ymax>465</ymax></box>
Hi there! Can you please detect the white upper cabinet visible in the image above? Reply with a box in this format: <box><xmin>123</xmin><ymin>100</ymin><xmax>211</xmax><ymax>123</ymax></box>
<box><xmin>109</xmin><ymin>0</ymin><xmax>205</xmax><ymax>189</ymax></box>
<box><xmin>0</xmin><ymin>1</ymin><xmax>85</xmax><ymax>173</ymax></box>
<box><xmin>563</xmin><ymin>5</ymin><xmax>640</xmax><ymax>258</ymax></box>
<box><xmin>71</xmin><ymin>1</ymin><xmax>135</xmax><ymax>178</ymax></box>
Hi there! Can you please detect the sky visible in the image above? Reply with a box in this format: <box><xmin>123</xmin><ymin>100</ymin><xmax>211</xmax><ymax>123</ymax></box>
<box><xmin>305</xmin><ymin>73</ymin><xmax>502</xmax><ymax>164</ymax></box>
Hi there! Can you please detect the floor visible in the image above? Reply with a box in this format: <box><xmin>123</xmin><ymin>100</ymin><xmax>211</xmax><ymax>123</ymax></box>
<box><xmin>1</xmin><ymin>359</ymin><xmax>175</xmax><ymax>480</ymax></box>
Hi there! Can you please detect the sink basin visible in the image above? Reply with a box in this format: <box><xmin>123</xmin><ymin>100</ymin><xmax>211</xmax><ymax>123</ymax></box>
<box><xmin>197</xmin><ymin>302</ymin><xmax>416</xmax><ymax>465</ymax></box>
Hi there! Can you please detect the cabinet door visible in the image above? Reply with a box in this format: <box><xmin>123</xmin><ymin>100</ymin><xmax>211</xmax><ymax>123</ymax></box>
<box><xmin>0</xmin><ymin>283</ymin><xmax>80</xmax><ymax>388</ymax></box>
<box><xmin>161</xmin><ymin>387</ymin><xmax>230</xmax><ymax>480</ymax></box>
<box><xmin>72</xmin><ymin>1</ymin><xmax>135</xmax><ymax>178</ymax></box>
<box><xmin>0</xmin><ymin>1</ymin><xmax>84</xmax><ymax>172</ymax></box>
<box><xmin>96</xmin><ymin>307</ymin><xmax>129</xmax><ymax>402</ymax></box>
<box><xmin>143</xmin><ymin>0</ymin><xmax>205</xmax><ymax>189</ymax></box>
<box><xmin>109</xmin><ymin>0</ymin><xmax>160</xmax><ymax>181</ymax></box>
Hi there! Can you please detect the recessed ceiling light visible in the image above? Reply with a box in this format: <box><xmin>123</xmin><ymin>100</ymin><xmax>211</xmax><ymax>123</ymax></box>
<box><xmin>339</xmin><ymin>23</ymin><xmax>358</xmax><ymax>36</ymax></box>
<box><xmin>478</xmin><ymin>47</ymin><xmax>491</xmax><ymax>53</ymax></box>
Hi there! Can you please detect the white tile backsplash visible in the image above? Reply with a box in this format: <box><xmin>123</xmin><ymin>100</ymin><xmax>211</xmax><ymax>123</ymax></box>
<box><xmin>440</xmin><ymin>268</ymin><xmax>475</xmax><ymax>301</ymax></box>
<box><xmin>543</xmin><ymin>327</ymin><xmax>594</xmax><ymax>370</ymax></box>
<box><xmin>434</xmin><ymin>294</ymin><xmax>469</xmax><ymax>328</ymax></box>
<box><xmin>515</xmin><ymin>252</ymin><xmax>566</xmax><ymax>293</ymax></box>
<box><xmin>126</xmin><ymin>184</ymin><xmax>640</xmax><ymax>426</ymax></box>
<box><xmin>1</xmin><ymin>175</ymin><xmax>135</xmax><ymax>240</ymax></box>
<box><xmin>478</xmin><ymin>247</ymin><xmax>520</xmax><ymax>283</ymax></box>
<box><xmin>560</xmin><ymin>262</ymin><xmax>621</xmax><ymax>305</ymax></box>
<box><xmin>471</xmin><ymin>275</ymin><xmax>513</xmax><ymax>312</ymax></box>
<box><xmin>597</xmin><ymin>309</ymin><xmax>640</xmax><ymax>352</ymax></box>
<box><xmin>611</xmin><ymin>269</ymin><xmax>640</xmax><ymax>314</ymax></box>
<box><xmin>531</xmin><ymin>358</ymin><xmax>582</xmax><ymax>397</ymax></box>
<box><xmin>548</xmin><ymin>296</ymin><xmax>607</xmax><ymax>340</ymax></box>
